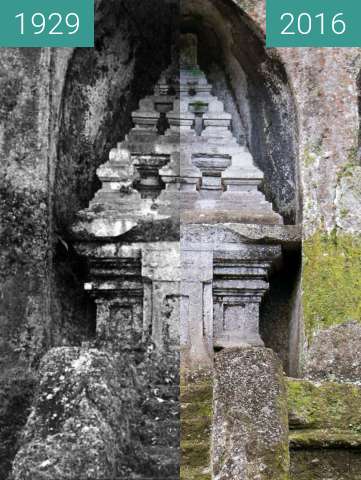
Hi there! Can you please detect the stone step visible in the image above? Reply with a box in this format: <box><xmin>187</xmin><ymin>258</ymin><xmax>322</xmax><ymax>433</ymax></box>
<box><xmin>181</xmin><ymin>440</ymin><xmax>210</xmax><ymax>468</ymax></box>
<box><xmin>181</xmin><ymin>401</ymin><xmax>212</xmax><ymax>419</ymax></box>
<box><xmin>180</xmin><ymin>381</ymin><xmax>212</xmax><ymax>403</ymax></box>
<box><xmin>181</xmin><ymin>416</ymin><xmax>211</xmax><ymax>442</ymax></box>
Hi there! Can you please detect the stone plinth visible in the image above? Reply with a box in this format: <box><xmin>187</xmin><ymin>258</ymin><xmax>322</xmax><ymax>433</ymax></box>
<box><xmin>213</xmin><ymin>348</ymin><xmax>289</xmax><ymax>480</ymax></box>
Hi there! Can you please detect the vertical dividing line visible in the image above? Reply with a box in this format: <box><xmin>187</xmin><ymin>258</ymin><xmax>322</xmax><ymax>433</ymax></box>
<box><xmin>45</xmin><ymin>47</ymin><xmax>55</xmax><ymax>348</ymax></box>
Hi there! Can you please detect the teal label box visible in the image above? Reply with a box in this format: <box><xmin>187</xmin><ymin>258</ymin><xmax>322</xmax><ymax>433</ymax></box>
<box><xmin>267</xmin><ymin>0</ymin><xmax>361</xmax><ymax>47</ymax></box>
<box><xmin>0</xmin><ymin>0</ymin><xmax>94</xmax><ymax>47</ymax></box>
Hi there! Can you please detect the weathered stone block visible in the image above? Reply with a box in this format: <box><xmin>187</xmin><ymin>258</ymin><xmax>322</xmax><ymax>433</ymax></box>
<box><xmin>304</xmin><ymin>322</ymin><xmax>361</xmax><ymax>382</ymax></box>
<box><xmin>12</xmin><ymin>347</ymin><xmax>123</xmax><ymax>480</ymax></box>
<box><xmin>213</xmin><ymin>347</ymin><xmax>289</xmax><ymax>480</ymax></box>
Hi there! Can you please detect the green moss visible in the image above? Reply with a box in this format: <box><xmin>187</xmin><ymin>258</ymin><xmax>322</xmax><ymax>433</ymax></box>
<box><xmin>181</xmin><ymin>440</ymin><xmax>210</xmax><ymax>467</ymax></box>
<box><xmin>303</xmin><ymin>231</ymin><xmax>361</xmax><ymax>341</ymax></box>
<box><xmin>287</xmin><ymin>379</ymin><xmax>361</xmax><ymax>432</ymax></box>
<box><xmin>336</xmin><ymin>160</ymin><xmax>359</xmax><ymax>181</ymax></box>
<box><xmin>180</xmin><ymin>381</ymin><xmax>212</xmax><ymax>403</ymax></box>
<box><xmin>340</xmin><ymin>207</ymin><xmax>350</xmax><ymax>218</ymax></box>
<box><xmin>347</xmin><ymin>144</ymin><xmax>359</xmax><ymax>165</ymax></box>
<box><xmin>180</xmin><ymin>370</ymin><xmax>213</xmax><ymax>480</ymax></box>
<box><xmin>260</xmin><ymin>441</ymin><xmax>290</xmax><ymax>480</ymax></box>
<box><xmin>182</xmin><ymin>417</ymin><xmax>211</xmax><ymax>440</ymax></box>
<box><xmin>303</xmin><ymin>142</ymin><xmax>322</xmax><ymax>168</ymax></box>
<box><xmin>290</xmin><ymin>430</ymin><xmax>361</xmax><ymax>449</ymax></box>
<box><xmin>180</xmin><ymin>466</ymin><xmax>211</xmax><ymax>480</ymax></box>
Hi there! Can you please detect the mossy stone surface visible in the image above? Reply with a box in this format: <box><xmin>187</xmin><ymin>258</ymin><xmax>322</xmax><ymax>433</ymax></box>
<box><xmin>180</xmin><ymin>369</ymin><xmax>213</xmax><ymax>480</ymax></box>
<box><xmin>287</xmin><ymin>378</ymin><xmax>361</xmax><ymax>453</ymax></box>
<box><xmin>288</xmin><ymin>378</ymin><xmax>361</xmax><ymax>432</ymax></box>
<box><xmin>303</xmin><ymin>231</ymin><xmax>361</xmax><ymax>342</ymax></box>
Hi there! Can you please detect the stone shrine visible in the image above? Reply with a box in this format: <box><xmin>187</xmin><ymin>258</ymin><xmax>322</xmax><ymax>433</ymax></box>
<box><xmin>72</xmin><ymin>34</ymin><xmax>282</xmax><ymax>365</ymax></box>
<box><xmin>68</xmin><ymin>34</ymin><xmax>286</xmax><ymax>478</ymax></box>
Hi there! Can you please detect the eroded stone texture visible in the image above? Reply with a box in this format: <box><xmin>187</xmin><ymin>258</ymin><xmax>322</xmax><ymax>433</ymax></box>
<box><xmin>213</xmin><ymin>348</ymin><xmax>289</xmax><ymax>480</ymax></box>
<box><xmin>12</xmin><ymin>344</ymin><xmax>180</xmax><ymax>480</ymax></box>
<box><xmin>12</xmin><ymin>347</ymin><xmax>123</xmax><ymax>480</ymax></box>
<box><xmin>0</xmin><ymin>48</ymin><xmax>53</xmax><ymax>480</ymax></box>
<box><xmin>303</xmin><ymin>322</ymin><xmax>361</xmax><ymax>383</ymax></box>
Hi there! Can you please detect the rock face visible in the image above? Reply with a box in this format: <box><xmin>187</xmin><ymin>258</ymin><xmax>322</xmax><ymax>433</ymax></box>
<box><xmin>12</xmin><ymin>344</ymin><xmax>180</xmax><ymax>480</ymax></box>
<box><xmin>304</xmin><ymin>321</ymin><xmax>361</xmax><ymax>382</ymax></box>
<box><xmin>12</xmin><ymin>347</ymin><xmax>123</xmax><ymax>480</ymax></box>
<box><xmin>290</xmin><ymin>450</ymin><xmax>361</xmax><ymax>480</ymax></box>
<box><xmin>213</xmin><ymin>348</ymin><xmax>289</xmax><ymax>480</ymax></box>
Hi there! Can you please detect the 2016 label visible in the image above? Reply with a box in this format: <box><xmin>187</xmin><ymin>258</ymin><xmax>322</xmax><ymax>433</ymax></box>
<box><xmin>267</xmin><ymin>0</ymin><xmax>361</xmax><ymax>47</ymax></box>
<box><xmin>280</xmin><ymin>12</ymin><xmax>346</xmax><ymax>36</ymax></box>
<box><xmin>15</xmin><ymin>12</ymin><xmax>80</xmax><ymax>36</ymax></box>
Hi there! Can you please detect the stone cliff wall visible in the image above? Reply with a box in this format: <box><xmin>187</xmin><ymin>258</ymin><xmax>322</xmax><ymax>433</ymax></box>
<box><xmin>233</xmin><ymin>0</ymin><xmax>361</xmax><ymax>370</ymax></box>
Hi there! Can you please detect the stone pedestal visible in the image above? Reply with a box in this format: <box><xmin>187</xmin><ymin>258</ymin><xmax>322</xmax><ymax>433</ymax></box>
<box><xmin>213</xmin><ymin>348</ymin><xmax>290</xmax><ymax>480</ymax></box>
<box><xmin>180</xmin><ymin>225</ymin><xmax>282</xmax><ymax>361</ymax></box>
<box><xmin>213</xmin><ymin>246</ymin><xmax>280</xmax><ymax>349</ymax></box>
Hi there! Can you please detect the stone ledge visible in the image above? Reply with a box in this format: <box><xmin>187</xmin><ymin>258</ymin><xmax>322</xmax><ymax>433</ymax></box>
<box><xmin>181</xmin><ymin>440</ymin><xmax>211</xmax><ymax>468</ymax></box>
<box><xmin>290</xmin><ymin>430</ymin><xmax>361</xmax><ymax>449</ymax></box>
<box><xmin>182</xmin><ymin>223</ymin><xmax>302</xmax><ymax>250</ymax></box>
<box><xmin>224</xmin><ymin>223</ymin><xmax>302</xmax><ymax>248</ymax></box>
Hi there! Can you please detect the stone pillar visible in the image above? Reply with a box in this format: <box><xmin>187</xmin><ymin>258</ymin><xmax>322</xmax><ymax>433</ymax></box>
<box><xmin>180</xmin><ymin>249</ymin><xmax>213</xmax><ymax>367</ymax></box>
<box><xmin>141</xmin><ymin>242</ymin><xmax>181</xmax><ymax>349</ymax></box>
<box><xmin>213</xmin><ymin>348</ymin><xmax>290</xmax><ymax>480</ymax></box>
